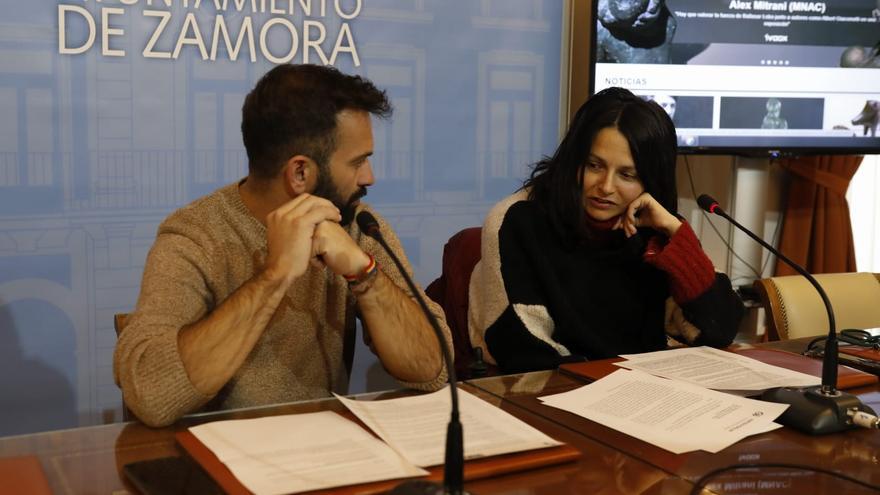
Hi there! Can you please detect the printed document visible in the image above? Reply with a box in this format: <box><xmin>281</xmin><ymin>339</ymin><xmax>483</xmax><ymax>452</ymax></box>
<box><xmin>617</xmin><ymin>346</ymin><xmax>820</xmax><ymax>391</ymax></box>
<box><xmin>539</xmin><ymin>369</ymin><xmax>788</xmax><ymax>454</ymax></box>
<box><xmin>337</xmin><ymin>387</ymin><xmax>561</xmax><ymax>467</ymax></box>
<box><xmin>188</xmin><ymin>411</ymin><xmax>427</xmax><ymax>495</ymax></box>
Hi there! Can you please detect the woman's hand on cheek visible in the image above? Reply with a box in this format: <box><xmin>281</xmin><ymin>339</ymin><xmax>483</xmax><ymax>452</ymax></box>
<box><xmin>614</xmin><ymin>192</ymin><xmax>682</xmax><ymax>238</ymax></box>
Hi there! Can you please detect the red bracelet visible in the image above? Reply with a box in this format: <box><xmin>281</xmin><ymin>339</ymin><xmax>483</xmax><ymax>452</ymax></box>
<box><xmin>343</xmin><ymin>254</ymin><xmax>377</xmax><ymax>283</ymax></box>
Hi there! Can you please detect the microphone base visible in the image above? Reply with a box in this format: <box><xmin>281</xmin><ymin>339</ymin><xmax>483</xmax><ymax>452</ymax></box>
<box><xmin>388</xmin><ymin>480</ymin><xmax>471</xmax><ymax>495</ymax></box>
<box><xmin>761</xmin><ymin>385</ymin><xmax>877</xmax><ymax>435</ymax></box>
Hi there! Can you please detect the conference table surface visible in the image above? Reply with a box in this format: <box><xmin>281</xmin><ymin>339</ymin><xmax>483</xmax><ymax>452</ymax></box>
<box><xmin>1</xmin><ymin>338</ymin><xmax>878</xmax><ymax>495</ymax></box>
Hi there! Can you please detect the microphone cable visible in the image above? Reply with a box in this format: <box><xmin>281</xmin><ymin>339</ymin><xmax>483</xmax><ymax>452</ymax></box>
<box><xmin>805</xmin><ymin>329</ymin><xmax>880</xmax><ymax>354</ymax></box>
<box><xmin>684</xmin><ymin>155</ymin><xmax>763</xmax><ymax>281</ymax></box>
<box><xmin>683</xmin><ymin>155</ymin><xmax>785</xmax><ymax>286</ymax></box>
<box><xmin>848</xmin><ymin>409</ymin><xmax>880</xmax><ymax>429</ymax></box>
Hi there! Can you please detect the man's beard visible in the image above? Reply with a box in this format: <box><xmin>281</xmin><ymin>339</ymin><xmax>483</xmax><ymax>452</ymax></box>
<box><xmin>312</xmin><ymin>170</ymin><xmax>367</xmax><ymax>226</ymax></box>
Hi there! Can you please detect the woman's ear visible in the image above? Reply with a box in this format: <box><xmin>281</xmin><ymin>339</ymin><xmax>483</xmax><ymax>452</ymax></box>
<box><xmin>282</xmin><ymin>155</ymin><xmax>315</xmax><ymax>196</ymax></box>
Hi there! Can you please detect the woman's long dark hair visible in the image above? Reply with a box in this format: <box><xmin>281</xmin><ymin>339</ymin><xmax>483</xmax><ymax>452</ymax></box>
<box><xmin>524</xmin><ymin>87</ymin><xmax>678</xmax><ymax>244</ymax></box>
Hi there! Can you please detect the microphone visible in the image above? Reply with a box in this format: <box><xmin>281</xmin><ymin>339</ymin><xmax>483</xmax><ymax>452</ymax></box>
<box><xmin>698</xmin><ymin>194</ymin><xmax>877</xmax><ymax>434</ymax></box>
<box><xmin>356</xmin><ymin>211</ymin><xmax>467</xmax><ymax>495</ymax></box>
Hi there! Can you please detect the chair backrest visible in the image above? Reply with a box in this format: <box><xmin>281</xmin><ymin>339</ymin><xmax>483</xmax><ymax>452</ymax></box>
<box><xmin>754</xmin><ymin>272</ymin><xmax>880</xmax><ymax>340</ymax></box>
<box><xmin>425</xmin><ymin>227</ymin><xmax>486</xmax><ymax>379</ymax></box>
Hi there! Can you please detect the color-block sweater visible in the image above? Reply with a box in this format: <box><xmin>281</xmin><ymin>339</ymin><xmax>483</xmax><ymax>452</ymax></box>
<box><xmin>114</xmin><ymin>182</ymin><xmax>451</xmax><ymax>427</ymax></box>
<box><xmin>468</xmin><ymin>190</ymin><xmax>744</xmax><ymax>373</ymax></box>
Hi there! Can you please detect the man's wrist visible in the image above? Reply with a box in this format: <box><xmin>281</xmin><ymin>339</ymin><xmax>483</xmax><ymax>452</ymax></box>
<box><xmin>343</xmin><ymin>251</ymin><xmax>374</xmax><ymax>281</ymax></box>
<box><xmin>346</xmin><ymin>254</ymin><xmax>379</xmax><ymax>296</ymax></box>
<box><xmin>259</xmin><ymin>264</ymin><xmax>294</xmax><ymax>289</ymax></box>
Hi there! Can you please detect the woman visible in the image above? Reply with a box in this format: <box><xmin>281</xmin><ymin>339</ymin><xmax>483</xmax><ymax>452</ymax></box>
<box><xmin>468</xmin><ymin>87</ymin><xmax>744</xmax><ymax>373</ymax></box>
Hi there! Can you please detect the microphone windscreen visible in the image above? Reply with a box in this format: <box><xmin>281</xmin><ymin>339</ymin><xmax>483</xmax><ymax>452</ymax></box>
<box><xmin>697</xmin><ymin>194</ymin><xmax>719</xmax><ymax>213</ymax></box>
<box><xmin>356</xmin><ymin>210</ymin><xmax>381</xmax><ymax>238</ymax></box>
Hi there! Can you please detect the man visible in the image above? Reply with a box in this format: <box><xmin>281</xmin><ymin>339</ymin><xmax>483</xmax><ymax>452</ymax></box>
<box><xmin>114</xmin><ymin>64</ymin><xmax>451</xmax><ymax>427</ymax></box>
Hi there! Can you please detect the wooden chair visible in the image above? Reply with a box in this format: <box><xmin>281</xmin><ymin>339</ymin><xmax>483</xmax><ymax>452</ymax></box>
<box><xmin>753</xmin><ymin>272</ymin><xmax>880</xmax><ymax>340</ymax></box>
<box><xmin>113</xmin><ymin>313</ymin><xmax>134</xmax><ymax>422</ymax></box>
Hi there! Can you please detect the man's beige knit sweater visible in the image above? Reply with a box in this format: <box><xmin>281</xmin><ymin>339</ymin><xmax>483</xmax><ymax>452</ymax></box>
<box><xmin>114</xmin><ymin>182</ymin><xmax>451</xmax><ymax>427</ymax></box>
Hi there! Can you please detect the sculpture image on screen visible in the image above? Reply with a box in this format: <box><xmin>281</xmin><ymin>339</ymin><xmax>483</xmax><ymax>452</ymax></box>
<box><xmin>596</xmin><ymin>0</ymin><xmax>677</xmax><ymax>63</ymax></box>
<box><xmin>761</xmin><ymin>98</ymin><xmax>788</xmax><ymax>130</ymax></box>
<box><xmin>590</xmin><ymin>0</ymin><xmax>880</xmax><ymax>155</ymax></box>
<box><xmin>840</xmin><ymin>43</ymin><xmax>880</xmax><ymax>68</ymax></box>
<box><xmin>852</xmin><ymin>100</ymin><xmax>879</xmax><ymax>137</ymax></box>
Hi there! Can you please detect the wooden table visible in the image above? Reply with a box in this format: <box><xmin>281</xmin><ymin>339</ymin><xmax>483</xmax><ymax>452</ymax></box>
<box><xmin>0</xmin><ymin>385</ymin><xmax>694</xmax><ymax>495</ymax></box>
<box><xmin>466</xmin><ymin>338</ymin><xmax>880</xmax><ymax>494</ymax></box>
<box><xmin>1</xmin><ymin>339</ymin><xmax>878</xmax><ymax>494</ymax></box>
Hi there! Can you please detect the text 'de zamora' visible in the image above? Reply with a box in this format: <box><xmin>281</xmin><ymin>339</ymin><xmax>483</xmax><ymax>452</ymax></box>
<box><xmin>57</xmin><ymin>5</ymin><xmax>361</xmax><ymax>66</ymax></box>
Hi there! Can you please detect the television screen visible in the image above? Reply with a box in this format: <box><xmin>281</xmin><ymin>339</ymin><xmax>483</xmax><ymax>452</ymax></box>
<box><xmin>590</xmin><ymin>0</ymin><xmax>880</xmax><ymax>155</ymax></box>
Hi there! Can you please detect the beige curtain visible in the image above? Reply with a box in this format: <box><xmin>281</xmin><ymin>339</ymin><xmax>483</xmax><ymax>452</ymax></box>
<box><xmin>774</xmin><ymin>155</ymin><xmax>862</xmax><ymax>276</ymax></box>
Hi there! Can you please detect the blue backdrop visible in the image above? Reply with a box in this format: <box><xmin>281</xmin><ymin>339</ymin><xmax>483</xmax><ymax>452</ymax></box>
<box><xmin>0</xmin><ymin>0</ymin><xmax>563</xmax><ymax>435</ymax></box>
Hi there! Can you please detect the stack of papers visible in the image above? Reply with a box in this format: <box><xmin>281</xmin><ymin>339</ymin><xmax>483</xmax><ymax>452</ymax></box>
<box><xmin>540</xmin><ymin>346</ymin><xmax>824</xmax><ymax>454</ymax></box>
<box><xmin>189</xmin><ymin>388</ymin><xmax>561</xmax><ymax>495</ymax></box>
<box><xmin>539</xmin><ymin>368</ymin><xmax>788</xmax><ymax>454</ymax></box>
<box><xmin>189</xmin><ymin>411</ymin><xmax>425</xmax><ymax>495</ymax></box>
<box><xmin>615</xmin><ymin>346</ymin><xmax>820</xmax><ymax>392</ymax></box>
<box><xmin>336</xmin><ymin>387</ymin><xmax>561</xmax><ymax>467</ymax></box>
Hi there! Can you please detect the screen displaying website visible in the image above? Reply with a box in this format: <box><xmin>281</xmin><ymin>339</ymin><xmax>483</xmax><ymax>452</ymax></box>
<box><xmin>592</xmin><ymin>0</ymin><xmax>880</xmax><ymax>152</ymax></box>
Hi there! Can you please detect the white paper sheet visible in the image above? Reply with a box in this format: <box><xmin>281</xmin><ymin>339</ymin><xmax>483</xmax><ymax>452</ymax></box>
<box><xmin>538</xmin><ymin>369</ymin><xmax>788</xmax><ymax>454</ymax></box>
<box><xmin>616</xmin><ymin>346</ymin><xmax>820</xmax><ymax>391</ymax></box>
<box><xmin>336</xmin><ymin>387</ymin><xmax>562</xmax><ymax>467</ymax></box>
<box><xmin>188</xmin><ymin>411</ymin><xmax>428</xmax><ymax>495</ymax></box>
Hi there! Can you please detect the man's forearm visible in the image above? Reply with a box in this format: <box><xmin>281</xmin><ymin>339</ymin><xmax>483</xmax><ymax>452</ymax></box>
<box><xmin>177</xmin><ymin>269</ymin><xmax>289</xmax><ymax>396</ymax></box>
<box><xmin>356</xmin><ymin>271</ymin><xmax>443</xmax><ymax>382</ymax></box>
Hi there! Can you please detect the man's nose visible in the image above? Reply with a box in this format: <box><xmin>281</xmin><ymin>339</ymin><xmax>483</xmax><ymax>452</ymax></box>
<box><xmin>359</xmin><ymin>160</ymin><xmax>375</xmax><ymax>187</ymax></box>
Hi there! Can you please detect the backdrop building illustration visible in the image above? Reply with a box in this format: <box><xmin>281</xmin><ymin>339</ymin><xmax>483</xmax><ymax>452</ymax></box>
<box><xmin>0</xmin><ymin>0</ymin><xmax>563</xmax><ymax>435</ymax></box>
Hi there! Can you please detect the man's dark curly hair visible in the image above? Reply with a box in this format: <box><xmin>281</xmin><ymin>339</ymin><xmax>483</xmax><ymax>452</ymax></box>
<box><xmin>241</xmin><ymin>64</ymin><xmax>392</xmax><ymax>179</ymax></box>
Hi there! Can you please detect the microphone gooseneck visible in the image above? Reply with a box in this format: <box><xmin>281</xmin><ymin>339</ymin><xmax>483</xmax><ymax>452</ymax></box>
<box><xmin>356</xmin><ymin>211</ymin><xmax>466</xmax><ymax>495</ymax></box>
<box><xmin>697</xmin><ymin>194</ymin><xmax>838</xmax><ymax>391</ymax></box>
<box><xmin>697</xmin><ymin>194</ymin><xmax>876</xmax><ymax>434</ymax></box>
